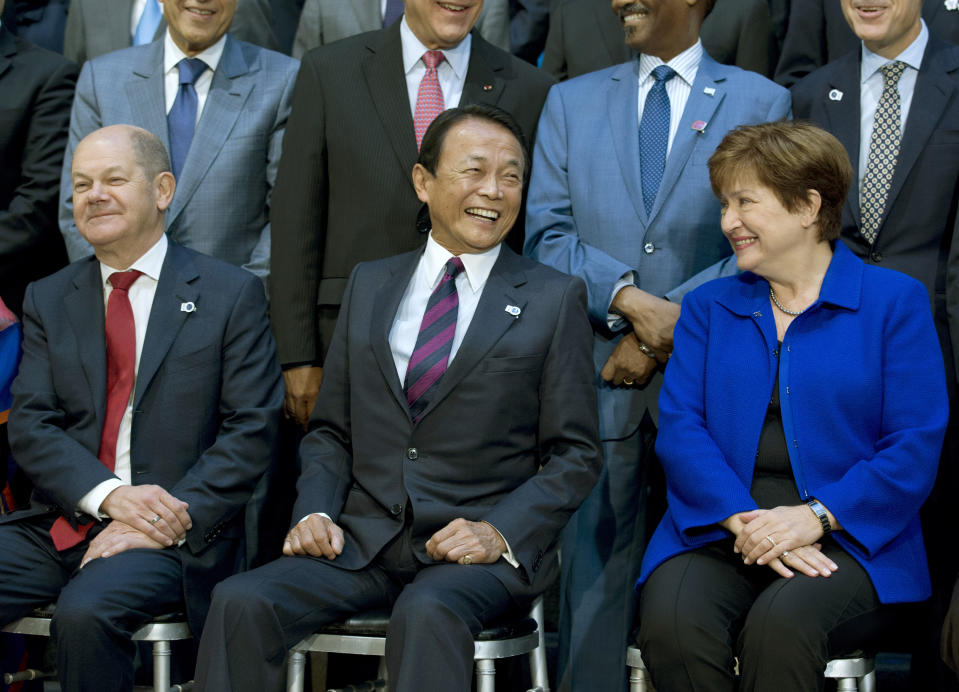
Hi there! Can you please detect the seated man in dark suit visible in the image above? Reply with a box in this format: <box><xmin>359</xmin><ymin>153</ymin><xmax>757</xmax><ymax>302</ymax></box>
<box><xmin>0</xmin><ymin>124</ymin><xmax>283</xmax><ymax>692</ymax></box>
<box><xmin>194</xmin><ymin>104</ymin><xmax>602</xmax><ymax>692</ymax></box>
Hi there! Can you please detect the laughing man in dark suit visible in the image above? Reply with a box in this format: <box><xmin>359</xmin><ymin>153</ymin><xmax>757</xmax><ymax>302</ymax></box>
<box><xmin>195</xmin><ymin>104</ymin><xmax>602</xmax><ymax>692</ymax></box>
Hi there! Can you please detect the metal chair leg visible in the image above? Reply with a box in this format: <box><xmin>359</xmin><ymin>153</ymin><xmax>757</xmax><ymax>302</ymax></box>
<box><xmin>475</xmin><ymin>658</ymin><xmax>496</xmax><ymax>692</ymax></box>
<box><xmin>152</xmin><ymin>640</ymin><xmax>171</xmax><ymax>692</ymax></box>
<box><xmin>528</xmin><ymin>595</ymin><xmax>549</xmax><ymax>692</ymax></box>
<box><xmin>835</xmin><ymin>678</ymin><xmax>859</xmax><ymax>692</ymax></box>
<box><xmin>861</xmin><ymin>670</ymin><xmax>876</xmax><ymax>692</ymax></box>
<box><xmin>286</xmin><ymin>650</ymin><xmax>306</xmax><ymax>692</ymax></box>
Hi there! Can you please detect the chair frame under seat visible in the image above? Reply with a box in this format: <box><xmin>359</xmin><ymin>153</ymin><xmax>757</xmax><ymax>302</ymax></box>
<box><xmin>286</xmin><ymin>594</ymin><xmax>550</xmax><ymax>692</ymax></box>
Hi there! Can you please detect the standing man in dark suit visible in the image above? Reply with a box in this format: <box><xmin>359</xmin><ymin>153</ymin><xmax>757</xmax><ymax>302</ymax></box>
<box><xmin>542</xmin><ymin>0</ymin><xmax>776</xmax><ymax>80</ymax></box>
<box><xmin>270</xmin><ymin>0</ymin><xmax>554</xmax><ymax>428</ymax></box>
<box><xmin>0</xmin><ymin>124</ymin><xmax>283</xmax><ymax>691</ymax></box>
<box><xmin>0</xmin><ymin>6</ymin><xmax>77</xmax><ymax>317</ymax></box>
<box><xmin>195</xmin><ymin>104</ymin><xmax>601</xmax><ymax>692</ymax></box>
<box><xmin>792</xmin><ymin>1</ymin><xmax>959</xmax><ymax>687</ymax></box>
<box><xmin>63</xmin><ymin>0</ymin><xmax>280</xmax><ymax>64</ymax></box>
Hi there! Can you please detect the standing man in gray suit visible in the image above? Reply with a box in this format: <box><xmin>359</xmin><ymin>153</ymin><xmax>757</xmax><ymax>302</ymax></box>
<box><xmin>64</xmin><ymin>0</ymin><xmax>280</xmax><ymax>64</ymax></box>
<box><xmin>270</xmin><ymin>0</ymin><xmax>554</xmax><ymax>429</ymax></box>
<box><xmin>291</xmin><ymin>0</ymin><xmax>510</xmax><ymax>57</ymax></box>
<box><xmin>58</xmin><ymin>0</ymin><xmax>298</xmax><ymax>290</ymax></box>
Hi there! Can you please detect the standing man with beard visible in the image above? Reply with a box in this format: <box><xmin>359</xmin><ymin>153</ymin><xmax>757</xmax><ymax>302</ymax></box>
<box><xmin>525</xmin><ymin>0</ymin><xmax>790</xmax><ymax>688</ymax></box>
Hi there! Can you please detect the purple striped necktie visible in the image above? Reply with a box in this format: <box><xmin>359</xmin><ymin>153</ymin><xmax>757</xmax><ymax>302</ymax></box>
<box><xmin>405</xmin><ymin>257</ymin><xmax>465</xmax><ymax>422</ymax></box>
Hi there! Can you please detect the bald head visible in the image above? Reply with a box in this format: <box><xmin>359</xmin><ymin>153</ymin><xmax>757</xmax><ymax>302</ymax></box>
<box><xmin>72</xmin><ymin>125</ymin><xmax>176</xmax><ymax>269</ymax></box>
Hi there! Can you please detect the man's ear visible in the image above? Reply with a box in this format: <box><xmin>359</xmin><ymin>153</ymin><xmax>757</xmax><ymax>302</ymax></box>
<box><xmin>412</xmin><ymin>163</ymin><xmax>432</xmax><ymax>205</ymax></box>
<box><xmin>154</xmin><ymin>171</ymin><xmax>176</xmax><ymax>212</ymax></box>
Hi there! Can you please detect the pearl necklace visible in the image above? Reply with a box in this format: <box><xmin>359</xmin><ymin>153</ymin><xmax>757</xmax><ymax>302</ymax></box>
<box><xmin>769</xmin><ymin>286</ymin><xmax>807</xmax><ymax>316</ymax></box>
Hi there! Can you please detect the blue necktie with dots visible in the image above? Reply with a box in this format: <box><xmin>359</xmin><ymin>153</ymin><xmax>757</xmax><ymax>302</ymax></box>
<box><xmin>639</xmin><ymin>65</ymin><xmax>676</xmax><ymax>216</ymax></box>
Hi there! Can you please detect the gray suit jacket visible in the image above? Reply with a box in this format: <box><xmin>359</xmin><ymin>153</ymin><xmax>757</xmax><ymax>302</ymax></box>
<box><xmin>59</xmin><ymin>35</ymin><xmax>298</xmax><ymax>290</ymax></box>
<box><xmin>63</xmin><ymin>0</ymin><xmax>279</xmax><ymax>64</ymax></box>
<box><xmin>291</xmin><ymin>0</ymin><xmax>510</xmax><ymax>57</ymax></box>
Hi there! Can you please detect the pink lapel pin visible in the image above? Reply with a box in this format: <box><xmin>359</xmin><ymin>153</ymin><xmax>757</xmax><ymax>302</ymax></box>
<box><xmin>691</xmin><ymin>120</ymin><xmax>707</xmax><ymax>133</ymax></box>
<box><xmin>483</xmin><ymin>84</ymin><xmax>493</xmax><ymax>91</ymax></box>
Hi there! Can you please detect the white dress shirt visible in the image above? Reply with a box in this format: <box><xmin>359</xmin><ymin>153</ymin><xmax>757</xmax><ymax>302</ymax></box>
<box><xmin>163</xmin><ymin>31</ymin><xmax>227</xmax><ymax>123</ymax></box>
<box><xmin>608</xmin><ymin>41</ymin><xmax>705</xmax><ymax>324</ymax></box>
<box><xmin>857</xmin><ymin>20</ymin><xmax>928</xmax><ymax>200</ymax></box>
<box><xmin>77</xmin><ymin>234</ymin><xmax>168</xmax><ymax>517</ymax></box>
<box><xmin>400</xmin><ymin>16</ymin><xmax>471</xmax><ymax>116</ymax></box>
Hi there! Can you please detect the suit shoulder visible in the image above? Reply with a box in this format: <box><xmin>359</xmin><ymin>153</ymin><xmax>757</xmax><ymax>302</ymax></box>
<box><xmin>26</xmin><ymin>257</ymin><xmax>98</xmax><ymax>306</ymax></box>
<box><xmin>709</xmin><ymin>60</ymin><xmax>789</xmax><ymax>101</ymax></box>
<box><xmin>233</xmin><ymin>38</ymin><xmax>300</xmax><ymax>74</ymax></box>
<box><xmin>300</xmin><ymin>27</ymin><xmax>383</xmax><ymax>66</ymax></box>
<box><xmin>859</xmin><ymin>262</ymin><xmax>927</xmax><ymax>301</ymax></box>
<box><xmin>11</xmin><ymin>35</ymin><xmax>79</xmax><ymax>79</ymax></box>
<box><xmin>175</xmin><ymin>244</ymin><xmax>264</xmax><ymax>289</ymax></box>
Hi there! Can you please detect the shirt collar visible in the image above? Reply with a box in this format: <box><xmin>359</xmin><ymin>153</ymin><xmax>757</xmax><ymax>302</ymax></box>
<box><xmin>638</xmin><ymin>40</ymin><xmax>703</xmax><ymax>87</ymax></box>
<box><xmin>400</xmin><ymin>15</ymin><xmax>471</xmax><ymax>81</ymax></box>
<box><xmin>163</xmin><ymin>30</ymin><xmax>227</xmax><ymax>76</ymax></box>
<box><xmin>861</xmin><ymin>18</ymin><xmax>927</xmax><ymax>84</ymax></box>
<box><xmin>422</xmin><ymin>233</ymin><xmax>501</xmax><ymax>294</ymax></box>
<box><xmin>99</xmin><ymin>233</ymin><xmax>168</xmax><ymax>286</ymax></box>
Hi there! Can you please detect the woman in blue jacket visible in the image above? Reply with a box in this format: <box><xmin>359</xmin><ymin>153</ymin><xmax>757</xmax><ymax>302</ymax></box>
<box><xmin>636</xmin><ymin>121</ymin><xmax>949</xmax><ymax>690</ymax></box>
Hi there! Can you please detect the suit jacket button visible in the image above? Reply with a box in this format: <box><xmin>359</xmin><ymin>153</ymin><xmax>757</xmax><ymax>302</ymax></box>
<box><xmin>406</xmin><ymin>448</ymin><xmax>418</xmax><ymax>460</ymax></box>
<box><xmin>643</xmin><ymin>242</ymin><xmax>655</xmax><ymax>254</ymax></box>
<box><xmin>870</xmin><ymin>251</ymin><xmax>883</xmax><ymax>263</ymax></box>
<box><xmin>390</xmin><ymin>504</ymin><xmax>403</xmax><ymax>516</ymax></box>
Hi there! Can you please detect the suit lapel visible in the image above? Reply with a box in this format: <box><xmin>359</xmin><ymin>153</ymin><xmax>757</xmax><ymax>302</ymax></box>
<box><xmin>0</xmin><ymin>26</ymin><xmax>15</xmax><ymax>80</ymax></box>
<box><xmin>362</xmin><ymin>24</ymin><xmax>418</xmax><ymax>191</ymax></box>
<box><xmin>651</xmin><ymin>55</ymin><xmax>725</xmax><ymax>223</ymax></box>
<box><xmin>881</xmin><ymin>40</ymin><xmax>958</xmax><ymax>235</ymax></box>
<box><xmin>167</xmin><ymin>36</ymin><xmax>254</xmax><ymax>229</ymax></box>
<box><xmin>369</xmin><ymin>252</ymin><xmax>420</xmax><ymax>418</ymax></box>
<box><xmin>64</xmin><ymin>260</ymin><xmax>108</xmax><ymax>431</ymax></box>
<box><xmin>127</xmin><ymin>41</ymin><xmax>170</xmax><ymax>153</ymax></box>
<box><xmin>417</xmin><ymin>249</ymin><xmax>527</xmax><ymax>423</ymax></box>
<box><xmin>460</xmin><ymin>33</ymin><xmax>506</xmax><ymax>107</ymax></box>
<box><xmin>824</xmin><ymin>53</ymin><xmax>862</xmax><ymax>230</ymax></box>
<box><xmin>133</xmin><ymin>244</ymin><xmax>199</xmax><ymax>408</ymax></box>
<box><xmin>607</xmin><ymin>60</ymin><xmax>648</xmax><ymax>225</ymax></box>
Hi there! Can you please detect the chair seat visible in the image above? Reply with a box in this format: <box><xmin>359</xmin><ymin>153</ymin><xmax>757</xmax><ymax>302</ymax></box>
<box><xmin>316</xmin><ymin>609</ymin><xmax>537</xmax><ymax>641</ymax></box>
<box><xmin>2</xmin><ymin>604</ymin><xmax>191</xmax><ymax>641</ymax></box>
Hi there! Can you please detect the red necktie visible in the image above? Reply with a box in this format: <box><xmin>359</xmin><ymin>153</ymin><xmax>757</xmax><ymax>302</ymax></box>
<box><xmin>405</xmin><ymin>257</ymin><xmax>464</xmax><ymax>422</ymax></box>
<box><xmin>50</xmin><ymin>270</ymin><xmax>142</xmax><ymax>550</ymax></box>
<box><xmin>414</xmin><ymin>50</ymin><xmax>446</xmax><ymax>150</ymax></box>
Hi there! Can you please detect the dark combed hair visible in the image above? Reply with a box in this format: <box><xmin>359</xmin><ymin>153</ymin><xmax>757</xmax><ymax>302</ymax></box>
<box><xmin>707</xmin><ymin>120</ymin><xmax>853</xmax><ymax>241</ymax></box>
<box><xmin>417</xmin><ymin>103</ymin><xmax>531</xmax><ymax>186</ymax></box>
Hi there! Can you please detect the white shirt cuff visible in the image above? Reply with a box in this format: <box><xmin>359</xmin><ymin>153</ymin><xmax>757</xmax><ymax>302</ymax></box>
<box><xmin>77</xmin><ymin>478</ymin><xmax>126</xmax><ymax>519</ymax></box>
<box><xmin>298</xmin><ymin>512</ymin><xmax>331</xmax><ymax>524</ymax></box>
<box><xmin>482</xmin><ymin>521</ymin><xmax>519</xmax><ymax>569</ymax></box>
<box><xmin>607</xmin><ymin>272</ymin><xmax>635</xmax><ymax>329</ymax></box>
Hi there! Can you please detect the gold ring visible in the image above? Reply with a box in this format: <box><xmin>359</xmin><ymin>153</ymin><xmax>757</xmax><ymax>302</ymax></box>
<box><xmin>765</xmin><ymin>535</ymin><xmax>776</xmax><ymax>548</ymax></box>
<box><xmin>150</xmin><ymin>515</ymin><xmax>162</xmax><ymax>525</ymax></box>
<box><xmin>462</xmin><ymin>555</ymin><xmax>472</xmax><ymax>566</ymax></box>
<box><xmin>623</xmin><ymin>378</ymin><xmax>634</xmax><ymax>386</ymax></box>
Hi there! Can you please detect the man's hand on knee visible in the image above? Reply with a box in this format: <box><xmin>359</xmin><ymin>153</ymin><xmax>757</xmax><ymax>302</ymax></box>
<box><xmin>99</xmin><ymin>485</ymin><xmax>191</xmax><ymax>546</ymax></box>
<box><xmin>79</xmin><ymin>521</ymin><xmax>166</xmax><ymax>568</ymax></box>
<box><xmin>283</xmin><ymin>514</ymin><xmax>344</xmax><ymax>559</ymax></box>
<box><xmin>426</xmin><ymin>519</ymin><xmax>507</xmax><ymax>565</ymax></box>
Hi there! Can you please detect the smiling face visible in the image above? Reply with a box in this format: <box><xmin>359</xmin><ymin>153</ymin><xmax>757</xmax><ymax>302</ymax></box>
<box><xmin>610</xmin><ymin>0</ymin><xmax>700</xmax><ymax>61</ymax></box>
<box><xmin>719</xmin><ymin>177</ymin><xmax>820</xmax><ymax>279</ymax></box>
<box><xmin>161</xmin><ymin>0</ymin><xmax>237</xmax><ymax>56</ymax></box>
<box><xmin>841</xmin><ymin>0</ymin><xmax>922</xmax><ymax>58</ymax></box>
<box><xmin>403</xmin><ymin>0</ymin><xmax>483</xmax><ymax>50</ymax></box>
<box><xmin>413</xmin><ymin>117</ymin><xmax>523</xmax><ymax>255</ymax></box>
<box><xmin>72</xmin><ymin>127</ymin><xmax>174</xmax><ymax>268</ymax></box>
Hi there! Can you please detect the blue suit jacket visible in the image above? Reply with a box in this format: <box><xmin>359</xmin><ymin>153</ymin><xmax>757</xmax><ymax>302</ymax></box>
<box><xmin>58</xmin><ymin>35</ymin><xmax>298</xmax><ymax>290</ymax></box>
<box><xmin>524</xmin><ymin>53</ymin><xmax>790</xmax><ymax>438</ymax></box>
<box><xmin>6</xmin><ymin>241</ymin><xmax>284</xmax><ymax>633</ymax></box>
<box><xmin>640</xmin><ymin>243</ymin><xmax>948</xmax><ymax>604</ymax></box>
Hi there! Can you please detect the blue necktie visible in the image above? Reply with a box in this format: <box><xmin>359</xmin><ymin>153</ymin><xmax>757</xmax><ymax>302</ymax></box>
<box><xmin>167</xmin><ymin>58</ymin><xmax>207</xmax><ymax>179</ymax></box>
<box><xmin>383</xmin><ymin>0</ymin><xmax>404</xmax><ymax>27</ymax></box>
<box><xmin>133</xmin><ymin>0</ymin><xmax>162</xmax><ymax>46</ymax></box>
<box><xmin>639</xmin><ymin>65</ymin><xmax>676</xmax><ymax>215</ymax></box>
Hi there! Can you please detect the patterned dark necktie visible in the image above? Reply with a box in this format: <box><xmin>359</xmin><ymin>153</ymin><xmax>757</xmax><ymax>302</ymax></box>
<box><xmin>639</xmin><ymin>65</ymin><xmax>677</xmax><ymax>216</ymax></box>
<box><xmin>405</xmin><ymin>257</ymin><xmax>464</xmax><ymax>422</ymax></box>
<box><xmin>860</xmin><ymin>61</ymin><xmax>907</xmax><ymax>245</ymax></box>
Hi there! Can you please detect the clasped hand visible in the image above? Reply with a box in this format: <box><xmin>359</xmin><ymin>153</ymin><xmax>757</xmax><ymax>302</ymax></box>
<box><xmin>100</xmin><ymin>485</ymin><xmax>191</xmax><ymax>546</ymax></box>
<box><xmin>722</xmin><ymin>506</ymin><xmax>838</xmax><ymax>579</ymax></box>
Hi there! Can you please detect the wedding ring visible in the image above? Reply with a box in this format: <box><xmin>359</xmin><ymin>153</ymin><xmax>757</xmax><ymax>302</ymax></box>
<box><xmin>462</xmin><ymin>555</ymin><xmax>472</xmax><ymax>566</ymax></box>
<box><xmin>623</xmin><ymin>378</ymin><xmax>635</xmax><ymax>386</ymax></box>
<box><xmin>765</xmin><ymin>535</ymin><xmax>776</xmax><ymax>548</ymax></box>
<box><xmin>150</xmin><ymin>515</ymin><xmax>162</xmax><ymax>525</ymax></box>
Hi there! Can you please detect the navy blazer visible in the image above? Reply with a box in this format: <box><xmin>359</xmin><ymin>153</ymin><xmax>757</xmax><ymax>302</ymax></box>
<box><xmin>640</xmin><ymin>243</ymin><xmax>948</xmax><ymax>604</ymax></box>
<box><xmin>7</xmin><ymin>241</ymin><xmax>284</xmax><ymax>633</ymax></box>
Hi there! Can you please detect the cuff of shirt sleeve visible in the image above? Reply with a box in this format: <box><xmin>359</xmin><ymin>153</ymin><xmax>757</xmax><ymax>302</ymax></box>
<box><xmin>77</xmin><ymin>478</ymin><xmax>126</xmax><ymax>519</ymax></box>
<box><xmin>482</xmin><ymin>521</ymin><xmax>519</xmax><ymax>569</ymax></box>
<box><xmin>298</xmin><ymin>512</ymin><xmax>331</xmax><ymax>524</ymax></box>
<box><xmin>607</xmin><ymin>272</ymin><xmax>635</xmax><ymax>330</ymax></box>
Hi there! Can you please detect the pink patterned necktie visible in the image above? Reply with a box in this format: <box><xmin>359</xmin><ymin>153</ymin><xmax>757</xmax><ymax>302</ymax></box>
<box><xmin>414</xmin><ymin>50</ymin><xmax>446</xmax><ymax>150</ymax></box>
<box><xmin>405</xmin><ymin>257</ymin><xmax>464</xmax><ymax>422</ymax></box>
